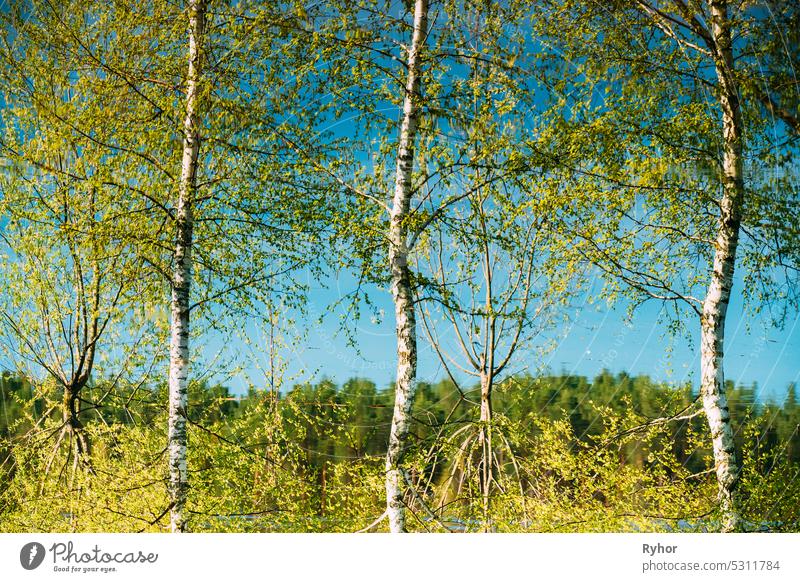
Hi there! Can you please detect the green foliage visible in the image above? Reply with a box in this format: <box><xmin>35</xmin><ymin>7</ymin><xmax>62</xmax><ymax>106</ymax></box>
<box><xmin>0</xmin><ymin>0</ymin><xmax>796</xmax><ymax>536</ymax></box>
<box><xmin>1</xmin><ymin>422</ymin><xmax>167</xmax><ymax>532</ymax></box>
<box><xmin>1</xmin><ymin>372</ymin><xmax>798</xmax><ymax>532</ymax></box>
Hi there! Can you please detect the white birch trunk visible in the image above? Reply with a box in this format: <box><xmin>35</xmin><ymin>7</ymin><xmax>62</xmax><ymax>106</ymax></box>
<box><xmin>385</xmin><ymin>0</ymin><xmax>429</xmax><ymax>534</ymax></box>
<box><xmin>702</xmin><ymin>0</ymin><xmax>744</xmax><ymax>532</ymax></box>
<box><xmin>168</xmin><ymin>0</ymin><xmax>205</xmax><ymax>534</ymax></box>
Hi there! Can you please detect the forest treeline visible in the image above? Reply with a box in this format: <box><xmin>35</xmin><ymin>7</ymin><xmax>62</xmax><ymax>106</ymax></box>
<box><xmin>0</xmin><ymin>0</ymin><xmax>798</xmax><ymax>533</ymax></box>
<box><xmin>2</xmin><ymin>371</ymin><xmax>799</xmax><ymax>532</ymax></box>
<box><xmin>4</xmin><ymin>371</ymin><xmax>800</xmax><ymax>469</ymax></box>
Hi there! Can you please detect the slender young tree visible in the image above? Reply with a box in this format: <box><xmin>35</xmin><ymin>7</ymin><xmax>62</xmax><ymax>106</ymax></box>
<box><xmin>0</xmin><ymin>173</ymin><xmax>146</xmax><ymax>472</ymax></box>
<box><xmin>417</xmin><ymin>194</ymin><xmax>566</xmax><ymax>529</ymax></box>
<box><xmin>166</xmin><ymin>0</ymin><xmax>206</xmax><ymax>533</ymax></box>
<box><xmin>702</xmin><ymin>0</ymin><xmax>745</xmax><ymax>531</ymax></box>
<box><xmin>383</xmin><ymin>0</ymin><xmax>430</xmax><ymax>534</ymax></box>
<box><xmin>0</xmin><ymin>0</ymin><xmax>160</xmax><ymax>475</ymax></box>
<box><xmin>409</xmin><ymin>0</ymin><xmax>574</xmax><ymax>526</ymax></box>
<box><xmin>160</xmin><ymin>0</ymin><xmax>329</xmax><ymax>531</ymax></box>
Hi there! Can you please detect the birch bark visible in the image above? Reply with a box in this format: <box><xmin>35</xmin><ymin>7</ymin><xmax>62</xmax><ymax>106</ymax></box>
<box><xmin>701</xmin><ymin>0</ymin><xmax>744</xmax><ymax>532</ymax></box>
<box><xmin>385</xmin><ymin>0</ymin><xmax>429</xmax><ymax>534</ymax></box>
<box><xmin>168</xmin><ymin>0</ymin><xmax>205</xmax><ymax>533</ymax></box>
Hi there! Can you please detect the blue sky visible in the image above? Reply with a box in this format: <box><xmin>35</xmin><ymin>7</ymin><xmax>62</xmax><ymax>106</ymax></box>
<box><xmin>222</xmin><ymin>266</ymin><xmax>800</xmax><ymax>403</ymax></box>
<box><xmin>1</xmin><ymin>0</ymin><xmax>796</xmax><ymax>405</ymax></box>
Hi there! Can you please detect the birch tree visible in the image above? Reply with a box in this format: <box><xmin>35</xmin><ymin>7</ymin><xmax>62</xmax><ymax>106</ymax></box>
<box><xmin>417</xmin><ymin>195</ymin><xmax>569</xmax><ymax>529</ymax></box>
<box><xmin>2</xmin><ymin>0</ymin><xmax>331</xmax><ymax>531</ymax></box>
<box><xmin>381</xmin><ymin>0</ymin><xmax>430</xmax><ymax>535</ymax></box>
<box><xmin>399</xmin><ymin>0</ymin><xmax>575</xmax><ymax>529</ymax></box>
<box><xmin>165</xmin><ymin>0</ymin><xmax>206</xmax><ymax>534</ymax></box>
<box><xmin>535</xmin><ymin>0</ymin><xmax>800</xmax><ymax>531</ymax></box>
<box><xmin>144</xmin><ymin>0</ymin><xmax>329</xmax><ymax>531</ymax></box>
<box><xmin>0</xmin><ymin>0</ymin><xmax>161</xmax><ymax>474</ymax></box>
<box><xmin>0</xmin><ymin>168</ymin><xmax>148</xmax><ymax>471</ymax></box>
<box><xmin>316</xmin><ymin>0</ymin><xmax>490</xmax><ymax>532</ymax></box>
<box><xmin>313</xmin><ymin>0</ymin><xmax>542</xmax><ymax>531</ymax></box>
<box><xmin>299</xmin><ymin>0</ymin><xmax>436</xmax><ymax>533</ymax></box>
